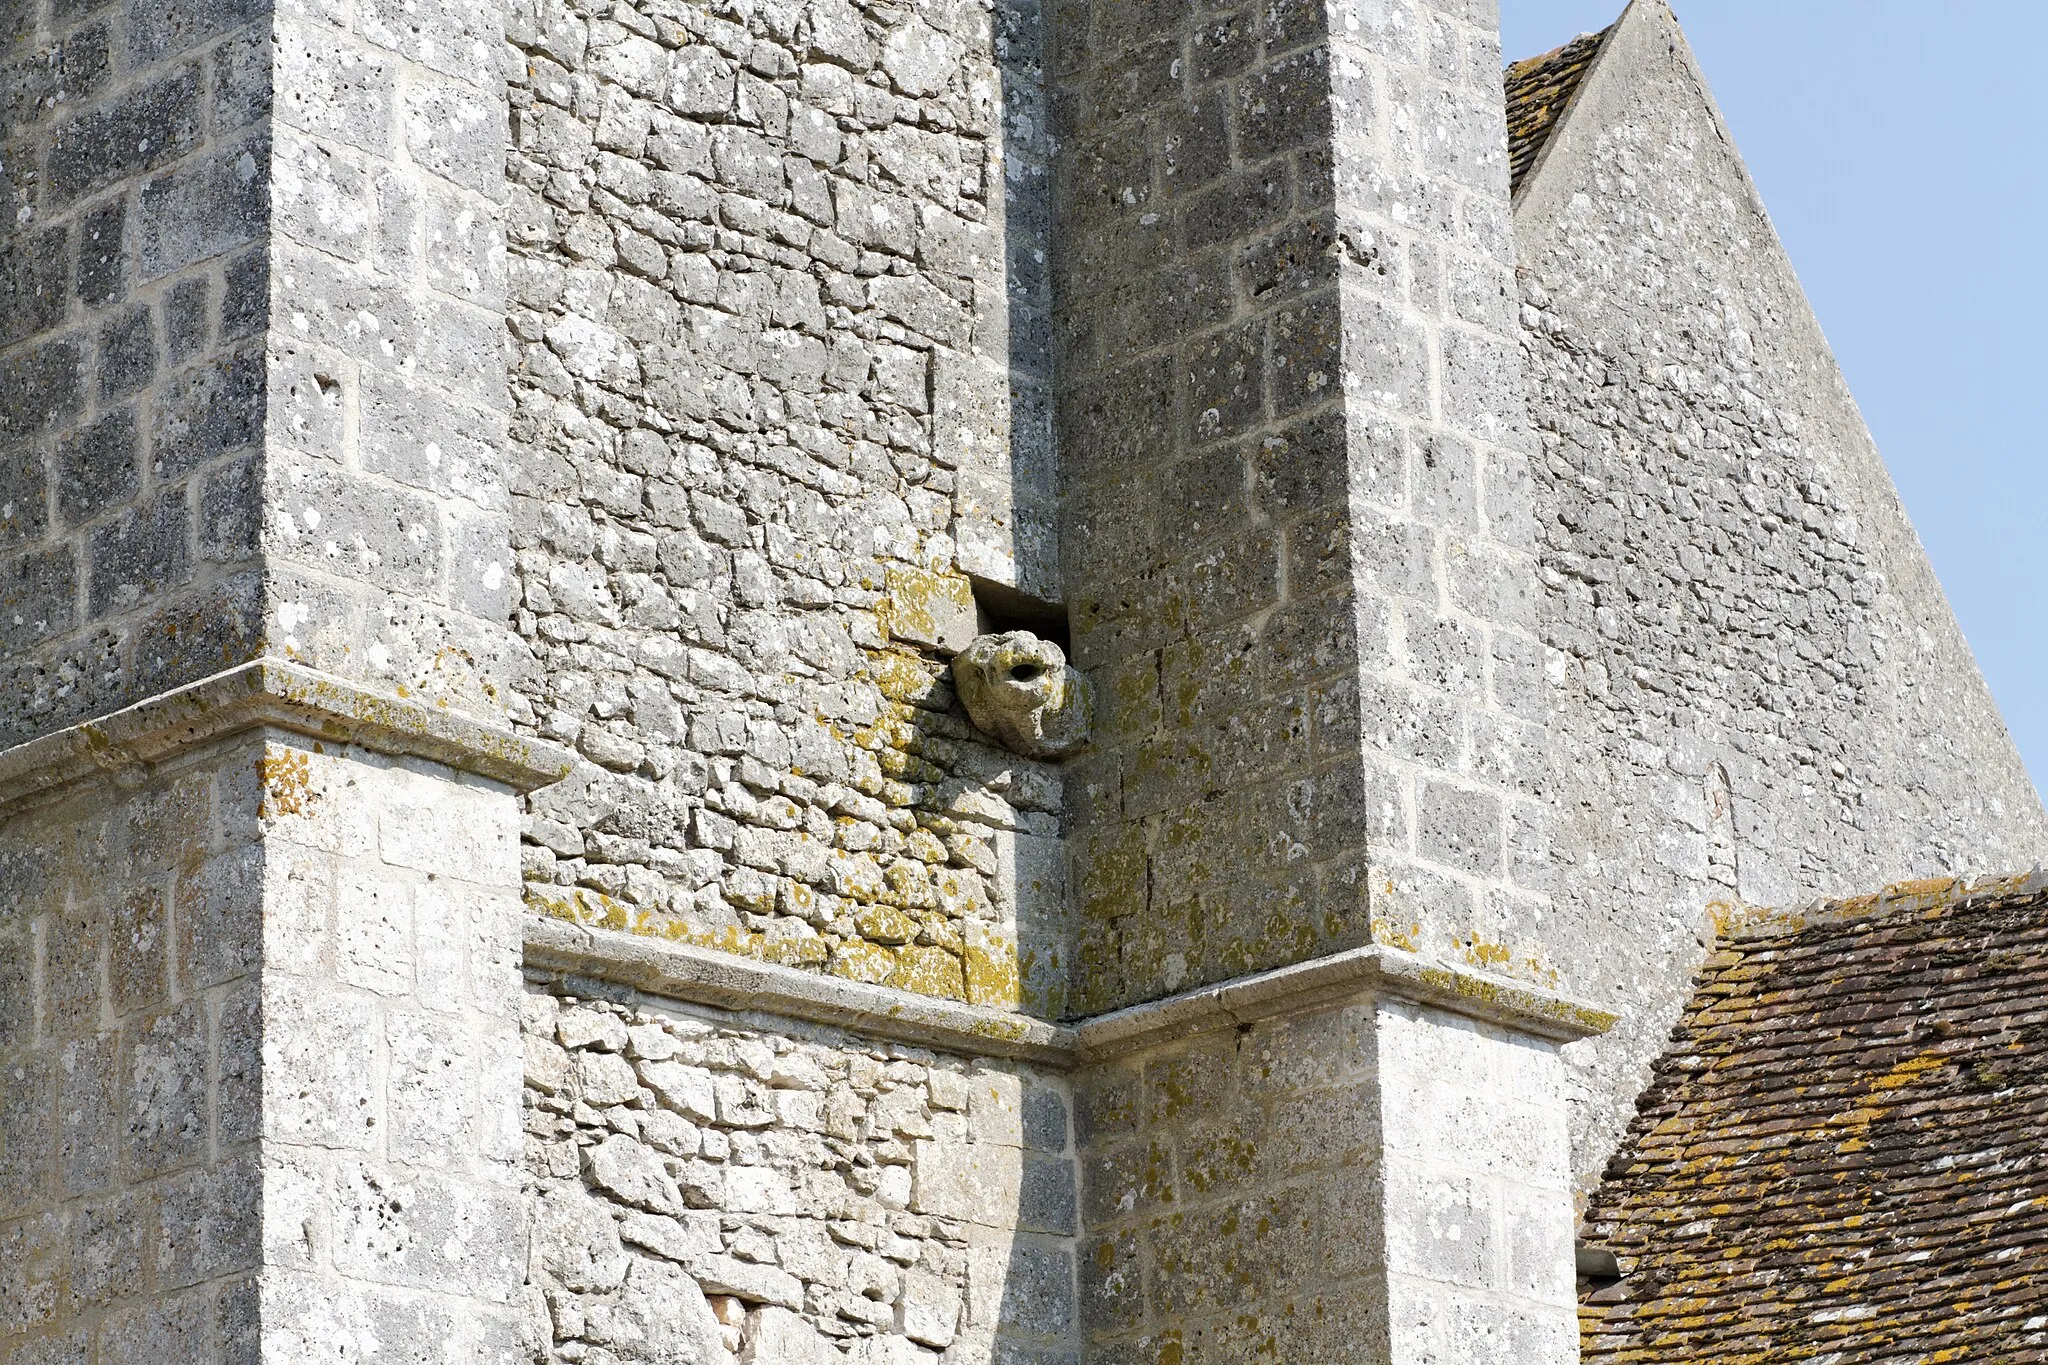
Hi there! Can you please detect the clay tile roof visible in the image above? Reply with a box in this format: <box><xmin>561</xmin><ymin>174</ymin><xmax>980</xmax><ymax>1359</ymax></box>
<box><xmin>1580</xmin><ymin>873</ymin><xmax>2048</xmax><ymax>1364</ymax></box>
<box><xmin>1504</xmin><ymin>27</ymin><xmax>1612</xmax><ymax>196</ymax></box>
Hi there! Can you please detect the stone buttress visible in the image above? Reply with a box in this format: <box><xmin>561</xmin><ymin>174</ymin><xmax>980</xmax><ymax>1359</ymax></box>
<box><xmin>1051</xmin><ymin>0</ymin><xmax>1604</xmax><ymax>1360</ymax></box>
<box><xmin>0</xmin><ymin>0</ymin><xmax>564</xmax><ymax>1356</ymax></box>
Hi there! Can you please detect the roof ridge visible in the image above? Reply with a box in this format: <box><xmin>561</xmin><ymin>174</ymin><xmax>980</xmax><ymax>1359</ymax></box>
<box><xmin>1715</xmin><ymin>869</ymin><xmax>2048</xmax><ymax>943</ymax></box>
<box><xmin>1503</xmin><ymin>25</ymin><xmax>1616</xmax><ymax>198</ymax></box>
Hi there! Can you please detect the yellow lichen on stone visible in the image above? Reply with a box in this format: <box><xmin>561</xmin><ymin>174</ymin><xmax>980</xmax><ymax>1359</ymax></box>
<box><xmin>828</xmin><ymin>939</ymin><xmax>895</xmax><ymax>984</ymax></box>
<box><xmin>961</xmin><ymin>922</ymin><xmax>1022</xmax><ymax>1008</ymax></box>
<box><xmin>889</xmin><ymin>943</ymin><xmax>966</xmax><ymax>999</ymax></box>
<box><xmin>854</xmin><ymin>904</ymin><xmax>916</xmax><ymax>945</ymax></box>
<box><xmin>876</xmin><ymin>565</ymin><xmax>974</xmax><ymax>651</ymax></box>
<box><xmin>258</xmin><ymin>747</ymin><xmax>316</xmax><ymax>818</ymax></box>
<box><xmin>1370</xmin><ymin>918</ymin><xmax>1421</xmax><ymax>952</ymax></box>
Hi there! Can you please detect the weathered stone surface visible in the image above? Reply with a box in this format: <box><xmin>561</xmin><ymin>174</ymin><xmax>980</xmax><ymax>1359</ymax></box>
<box><xmin>503</xmin><ymin>0</ymin><xmax>1068</xmax><ymax>1017</ymax></box>
<box><xmin>522</xmin><ymin>990</ymin><xmax>1079</xmax><ymax>1364</ymax></box>
<box><xmin>1512</xmin><ymin>0</ymin><xmax>2048</xmax><ymax>1195</ymax></box>
<box><xmin>951</xmin><ymin>633</ymin><xmax>1091</xmax><ymax>760</ymax></box>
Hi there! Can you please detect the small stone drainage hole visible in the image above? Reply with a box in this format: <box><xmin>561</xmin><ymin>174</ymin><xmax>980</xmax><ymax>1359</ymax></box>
<box><xmin>1009</xmin><ymin>664</ymin><xmax>1045</xmax><ymax>683</ymax></box>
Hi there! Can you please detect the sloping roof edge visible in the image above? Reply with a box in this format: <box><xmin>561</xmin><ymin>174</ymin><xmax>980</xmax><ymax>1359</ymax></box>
<box><xmin>1581</xmin><ymin>868</ymin><xmax>2048</xmax><ymax>1362</ymax></box>
<box><xmin>1504</xmin><ymin>21</ymin><xmax>1617</xmax><ymax>198</ymax></box>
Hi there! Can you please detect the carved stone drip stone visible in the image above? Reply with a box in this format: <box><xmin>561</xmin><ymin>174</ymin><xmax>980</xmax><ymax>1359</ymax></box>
<box><xmin>951</xmin><ymin>631</ymin><xmax>1093</xmax><ymax>759</ymax></box>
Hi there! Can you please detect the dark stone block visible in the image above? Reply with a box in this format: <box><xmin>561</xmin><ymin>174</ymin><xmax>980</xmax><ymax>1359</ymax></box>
<box><xmin>1019</xmin><ymin>1152</ymin><xmax>1078</xmax><ymax>1235</ymax></box>
<box><xmin>1022</xmin><ymin>1083</ymin><xmax>1070</xmax><ymax>1151</ymax></box>
<box><xmin>1086</xmin><ymin>35</ymin><xmax>1180</xmax><ymax>128</ymax></box>
<box><xmin>76</xmin><ymin>199</ymin><xmax>127</xmax><ymax>306</ymax></box>
<box><xmin>1250</xmin><ymin>407</ymin><xmax>1346</xmax><ymax>514</ymax></box>
<box><xmin>1098</xmin><ymin>253</ymin><xmax>1232</xmax><ymax>356</ymax></box>
<box><xmin>198</xmin><ymin>451</ymin><xmax>257</xmax><ymax>562</ymax></box>
<box><xmin>1237</xmin><ymin>213</ymin><xmax>1339</xmax><ymax>301</ymax></box>
<box><xmin>1158</xmin><ymin>97</ymin><xmax>1230</xmax><ymax>200</ymax></box>
<box><xmin>212</xmin><ymin>26</ymin><xmax>271</xmax><ymax>132</ymax></box>
<box><xmin>0</xmin><ymin>435</ymin><xmax>50</xmax><ymax>552</ymax></box>
<box><xmin>1</xmin><ymin>23</ymin><xmax>112</xmax><ymax>130</ymax></box>
<box><xmin>0</xmin><ymin>338</ymin><xmax>85</xmax><ymax>441</ymax></box>
<box><xmin>127</xmin><ymin>0</ymin><xmax>270</xmax><ymax>65</ymax></box>
<box><xmin>0</xmin><ymin>1056</ymin><xmax>52</xmax><ymax>1216</ymax></box>
<box><xmin>126</xmin><ymin>1001</ymin><xmax>208</xmax><ymax>1175</ymax></box>
<box><xmin>219</xmin><ymin>247</ymin><xmax>267</xmax><ymax>339</ymax></box>
<box><xmin>1180</xmin><ymin>316</ymin><xmax>1265</xmax><ymax>444</ymax></box>
<box><xmin>1</xmin><ymin>224</ymin><xmax>71</xmax><ymax>348</ymax></box>
<box><xmin>1256</xmin><ymin>0</ymin><xmax>1324</xmax><ymax>51</ymax></box>
<box><xmin>0</xmin><ymin>932</ymin><xmax>30</xmax><ymax>1052</ymax></box>
<box><xmin>1234</xmin><ymin>47</ymin><xmax>1332</xmax><ymax>162</ymax></box>
<box><xmin>56</xmin><ymin>406</ymin><xmax>140</xmax><ymax>526</ymax></box>
<box><xmin>152</xmin><ymin>347</ymin><xmax>263</xmax><ymax>478</ymax></box>
<box><xmin>0</xmin><ymin>544</ymin><xmax>78</xmax><ymax>650</ymax></box>
<box><xmin>136</xmin><ymin>135</ymin><xmax>268</xmax><ymax>282</ymax></box>
<box><xmin>1267</xmin><ymin>287</ymin><xmax>1345</xmax><ymax>418</ymax></box>
<box><xmin>97</xmin><ymin>305</ymin><xmax>158</xmax><ymax>399</ymax></box>
<box><xmin>59</xmin><ymin>1028</ymin><xmax>120</xmax><ymax>1196</ymax></box>
<box><xmin>89</xmin><ymin>486</ymin><xmax>189</xmax><ymax>614</ymax></box>
<box><xmin>164</xmin><ymin>276</ymin><xmax>209</xmax><ymax>364</ymax></box>
<box><xmin>55</xmin><ymin>0</ymin><xmax>120</xmax><ymax>23</ymax></box>
<box><xmin>45</xmin><ymin>65</ymin><xmax>203</xmax><ymax>206</ymax></box>
<box><xmin>0</xmin><ymin>442</ymin><xmax>46</xmax><ymax>549</ymax></box>
<box><xmin>1090</xmin><ymin>0</ymin><xmax>1184</xmax><ymax>61</ymax></box>
<box><xmin>1182</xmin><ymin>165</ymin><xmax>1291</xmax><ymax>252</ymax></box>
<box><xmin>1194</xmin><ymin>13</ymin><xmax>1255</xmax><ymax>81</ymax></box>
<box><xmin>0</xmin><ymin>625</ymin><xmax>125</xmax><ymax>750</ymax></box>
<box><xmin>133</xmin><ymin>570</ymin><xmax>262</xmax><ymax>696</ymax></box>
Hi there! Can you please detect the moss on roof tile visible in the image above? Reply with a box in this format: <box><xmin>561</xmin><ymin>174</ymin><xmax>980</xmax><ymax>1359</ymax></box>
<box><xmin>1504</xmin><ymin>27</ymin><xmax>1612</xmax><ymax>197</ymax></box>
<box><xmin>1581</xmin><ymin>873</ymin><xmax>2048</xmax><ymax>1363</ymax></box>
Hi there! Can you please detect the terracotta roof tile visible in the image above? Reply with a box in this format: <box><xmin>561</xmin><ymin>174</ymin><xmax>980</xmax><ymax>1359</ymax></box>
<box><xmin>1504</xmin><ymin>28</ymin><xmax>1612</xmax><ymax>197</ymax></box>
<box><xmin>1581</xmin><ymin>873</ymin><xmax>2048</xmax><ymax>1363</ymax></box>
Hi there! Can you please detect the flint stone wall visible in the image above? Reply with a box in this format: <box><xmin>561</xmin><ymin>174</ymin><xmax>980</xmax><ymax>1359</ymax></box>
<box><xmin>1513</xmin><ymin>4</ymin><xmax>2048</xmax><ymax>1192</ymax></box>
<box><xmin>521</xmin><ymin>988</ymin><xmax>1079</xmax><ymax>1363</ymax></box>
<box><xmin>504</xmin><ymin>0</ymin><xmax>1071</xmax><ymax>1015</ymax></box>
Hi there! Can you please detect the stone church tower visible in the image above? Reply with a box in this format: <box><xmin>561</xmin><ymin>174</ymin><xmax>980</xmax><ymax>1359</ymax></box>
<box><xmin>0</xmin><ymin>0</ymin><xmax>2037</xmax><ymax>1357</ymax></box>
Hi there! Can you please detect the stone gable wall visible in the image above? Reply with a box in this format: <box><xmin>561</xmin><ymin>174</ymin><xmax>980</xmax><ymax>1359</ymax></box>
<box><xmin>1513</xmin><ymin>4</ymin><xmax>2048</xmax><ymax>1192</ymax></box>
<box><xmin>503</xmin><ymin>0</ymin><xmax>1071</xmax><ymax>1015</ymax></box>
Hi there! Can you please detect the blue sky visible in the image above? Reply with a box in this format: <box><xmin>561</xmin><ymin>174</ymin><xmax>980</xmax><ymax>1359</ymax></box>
<box><xmin>1501</xmin><ymin>0</ymin><xmax>2048</xmax><ymax>796</ymax></box>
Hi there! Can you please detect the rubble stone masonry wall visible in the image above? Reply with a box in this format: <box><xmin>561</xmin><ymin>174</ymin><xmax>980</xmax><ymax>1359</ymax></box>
<box><xmin>503</xmin><ymin>0</ymin><xmax>1072</xmax><ymax>1014</ymax></box>
<box><xmin>521</xmin><ymin>987</ymin><xmax>1079</xmax><ymax>1363</ymax></box>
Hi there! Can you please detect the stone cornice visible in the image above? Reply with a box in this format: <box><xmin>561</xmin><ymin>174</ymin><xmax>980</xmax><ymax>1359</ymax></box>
<box><xmin>0</xmin><ymin>659</ymin><xmax>572</xmax><ymax>812</ymax></box>
<box><xmin>1072</xmin><ymin>946</ymin><xmax>1618</xmax><ymax>1061</ymax></box>
<box><xmin>522</xmin><ymin>915</ymin><xmax>1081</xmax><ymax>1068</ymax></box>
<box><xmin>523</xmin><ymin>919</ymin><xmax>1617</xmax><ymax>1068</ymax></box>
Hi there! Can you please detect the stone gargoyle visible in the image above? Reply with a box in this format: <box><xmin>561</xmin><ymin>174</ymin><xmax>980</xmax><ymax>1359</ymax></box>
<box><xmin>950</xmin><ymin>631</ymin><xmax>1092</xmax><ymax>760</ymax></box>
